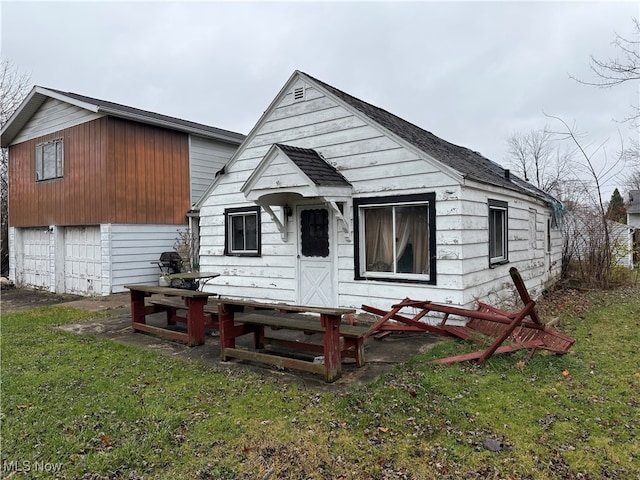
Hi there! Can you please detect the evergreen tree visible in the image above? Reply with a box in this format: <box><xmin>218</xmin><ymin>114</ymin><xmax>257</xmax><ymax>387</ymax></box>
<box><xmin>606</xmin><ymin>188</ymin><xmax>627</xmax><ymax>223</ymax></box>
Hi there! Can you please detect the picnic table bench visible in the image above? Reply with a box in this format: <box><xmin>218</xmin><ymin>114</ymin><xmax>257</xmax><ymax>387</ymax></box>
<box><xmin>124</xmin><ymin>284</ymin><xmax>217</xmax><ymax>347</ymax></box>
<box><xmin>216</xmin><ymin>298</ymin><xmax>368</xmax><ymax>382</ymax></box>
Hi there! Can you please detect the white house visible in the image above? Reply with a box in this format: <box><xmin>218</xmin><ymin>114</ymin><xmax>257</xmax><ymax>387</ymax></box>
<box><xmin>196</xmin><ymin>70</ymin><xmax>564</xmax><ymax>311</ymax></box>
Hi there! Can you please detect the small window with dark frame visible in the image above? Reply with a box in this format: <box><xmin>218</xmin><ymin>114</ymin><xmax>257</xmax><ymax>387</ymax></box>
<box><xmin>225</xmin><ymin>206</ymin><xmax>261</xmax><ymax>256</ymax></box>
<box><xmin>546</xmin><ymin>218</ymin><xmax>552</xmax><ymax>252</ymax></box>
<box><xmin>35</xmin><ymin>138</ymin><xmax>64</xmax><ymax>181</ymax></box>
<box><xmin>489</xmin><ymin>199</ymin><xmax>508</xmax><ymax>265</ymax></box>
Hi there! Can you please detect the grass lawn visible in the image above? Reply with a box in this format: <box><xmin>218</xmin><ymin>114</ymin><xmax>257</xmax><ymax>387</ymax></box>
<box><xmin>1</xmin><ymin>286</ymin><xmax>639</xmax><ymax>479</ymax></box>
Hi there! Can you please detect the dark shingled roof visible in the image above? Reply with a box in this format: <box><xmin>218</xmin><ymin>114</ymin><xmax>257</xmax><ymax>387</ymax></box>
<box><xmin>46</xmin><ymin>88</ymin><xmax>246</xmax><ymax>143</ymax></box>
<box><xmin>276</xmin><ymin>143</ymin><xmax>351</xmax><ymax>187</ymax></box>
<box><xmin>302</xmin><ymin>72</ymin><xmax>558</xmax><ymax>205</ymax></box>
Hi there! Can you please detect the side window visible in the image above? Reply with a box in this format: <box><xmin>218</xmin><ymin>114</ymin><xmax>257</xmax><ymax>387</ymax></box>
<box><xmin>35</xmin><ymin>138</ymin><xmax>64</xmax><ymax>181</ymax></box>
<box><xmin>224</xmin><ymin>206</ymin><xmax>261</xmax><ymax>256</ymax></box>
<box><xmin>489</xmin><ymin>199</ymin><xmax>508</xmax><ymax>265</ymax></box>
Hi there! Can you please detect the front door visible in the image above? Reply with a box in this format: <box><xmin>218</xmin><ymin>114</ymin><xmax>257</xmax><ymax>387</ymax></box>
<box><xmin>297</xmin><ymin>205</ymin><xmax>336</xmax><ymax>307</ymax></box>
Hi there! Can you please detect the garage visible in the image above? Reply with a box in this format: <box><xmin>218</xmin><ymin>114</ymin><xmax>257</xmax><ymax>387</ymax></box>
<box><xmin>19</xmin><ymin>228</ymin><xmax>52</xmax><ymax>290</ymax></box>
<box><xmin>63</xmin><ymin>226</ymin><xmax>103</xmax><ymax>295</ymax></box>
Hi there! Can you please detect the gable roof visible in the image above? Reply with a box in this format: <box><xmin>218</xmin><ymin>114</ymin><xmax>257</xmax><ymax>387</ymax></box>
<box><xmin>301</xmin><ymin>71</ymin><xmax>559</xmax><ymax>206</ymax></box>
<box><xmin>241</xmin><ymin>143</ymin><xmax>352</xmax><ymax>205</ymax></box>
<box><xmin>275</xmin><ymin>144</ymin><xmax>351</xmax><ymax>187</ymax></box>
<box><xmin>1</xmin><ymin>86</ymin><xmax>246</xmax><ymax>147</ymax></box>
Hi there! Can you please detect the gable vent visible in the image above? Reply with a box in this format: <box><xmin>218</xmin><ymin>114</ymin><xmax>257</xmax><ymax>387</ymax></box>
<box><xmin>293</xmin><ymin>87</ymin><xmax>305</xmax><ymax>101</ymax></box>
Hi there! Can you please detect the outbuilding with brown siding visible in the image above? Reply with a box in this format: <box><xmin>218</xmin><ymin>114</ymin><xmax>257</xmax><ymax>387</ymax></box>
<box><xmin>2</xmin><ymin>86</ymin><xmax>244</xmax><ymax>295</ymax></box>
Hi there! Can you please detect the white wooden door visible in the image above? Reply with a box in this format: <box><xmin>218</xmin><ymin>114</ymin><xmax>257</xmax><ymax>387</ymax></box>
<box><xmin>64</xmin><ymin>226</ymin><xmax>102</xmax><ymax>295</ymax></box>
<box><xmin>21</xmin><ymin>228</ymin><xmax>51</xmax><ymax>289</ymax></box>
<box><xmin>297</xmin><ymin>205</ymin><xmax>336</xmax><ymax>307</ymax></box>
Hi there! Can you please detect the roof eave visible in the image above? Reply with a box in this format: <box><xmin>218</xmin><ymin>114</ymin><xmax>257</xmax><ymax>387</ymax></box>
<box><xmin>97</xmin><ymin>107</ymin><xmax>243</xmax><ymax>145</ymax></box>
<box><xmin>1</xmin><ymin>86</ymin><xmax>97</xmax><ymax>147</ymax></box>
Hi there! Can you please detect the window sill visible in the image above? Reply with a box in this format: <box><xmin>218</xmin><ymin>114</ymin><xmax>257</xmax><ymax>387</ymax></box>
<box><xmin>355</xmin><ymin>274</ymin><xmax>435</xmax><ymax>285</ymax></box>
<box><xmin>489</xmin><ymin>259</ymin><xmax>509</xmax><ymax>268</ymax></box>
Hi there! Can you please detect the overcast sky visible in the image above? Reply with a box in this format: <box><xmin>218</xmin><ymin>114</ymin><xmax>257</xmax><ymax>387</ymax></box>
<box><xmin>2</xmin><ymin>1</ymin><xmax>638</xmax><ymax>198</ymax></box>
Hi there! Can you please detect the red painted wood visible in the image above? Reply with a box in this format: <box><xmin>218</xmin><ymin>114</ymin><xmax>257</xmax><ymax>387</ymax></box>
<box><xmin>184</xmin><ymin>297</ymin><xmax>207</xmax><ymax>347</ymax></box>
<box><xmin>218</xmin><ymin>303</ymin><xmax>237</xmax><ymax>359</ymax></box>
<box><xmin>321</xmin><ymin>314</ymin><xmax>342</xmax><ymax>382</ymax></box>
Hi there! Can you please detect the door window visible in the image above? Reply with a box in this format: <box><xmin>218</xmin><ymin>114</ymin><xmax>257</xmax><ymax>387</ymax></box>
<box><xmin>301</xmin><ymin>209</ymin><xmax>329</xmax><ymax>257</ymax></box>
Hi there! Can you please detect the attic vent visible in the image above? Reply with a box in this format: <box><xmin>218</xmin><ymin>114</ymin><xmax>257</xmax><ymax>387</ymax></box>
<box><xmin>293</xmin><ymin>87</ymin><xmax>305</xmax><ymax>101</ymax></box>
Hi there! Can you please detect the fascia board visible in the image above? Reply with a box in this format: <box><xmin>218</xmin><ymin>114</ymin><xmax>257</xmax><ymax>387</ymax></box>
<box><xmin>463</xmin><ymin>178</ymin><xmax>552</xmax><ymax>208</ymax></box>
<box><xmin>1</xmin><ymin>87</ymin><xmax>40</xmax><ymax>138</ymax></box>
<box><xmin>242</xmin><ymin>144</ymin><xmax>318</xmax><ymax>198</ymax></box>
<box><xmin>37</xmin><ymin>86</ymin><xmax>100</xmax><ymax>112</ymax></box>
<box><xmin>1</xmin><ymin>86</ymin><xmax>99</xmax><ymax>147</ymax></box>
<box><xmin>241</xmin><ymin>144</ymin><xmax>281</xmax><ymax>194</ymax></box>
<box><xmin>99</xmin><ymin>107</ymin><xmax>241</xmax><ymax>144</ymax></box>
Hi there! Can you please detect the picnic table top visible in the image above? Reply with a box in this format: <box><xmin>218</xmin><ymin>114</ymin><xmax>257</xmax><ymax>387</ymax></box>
<box><xmin>217</xmin><ymin>296</ymin><xmax>356</xmax><ymax>315</ymax></box>
<box><xmin>124</xmin><ymin>284</ymin><xmax>215</xmax><ymax>298</ymax></box>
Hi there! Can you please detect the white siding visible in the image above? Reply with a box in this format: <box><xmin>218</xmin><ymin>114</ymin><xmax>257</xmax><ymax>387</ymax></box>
<box><xmin>199</xmin><ymin>76</ymin><xmax>562</xmax><ymax>311</ymax></box>
<box><xmin>8</xmin><ymin>227</ymin><xmax>16</xmax><ymax>283</ymax></box>
<box><xmin>10</xmin><ymin>224</ymin><xmax>187</xmax><ymax>295</ymax></box>
<box><xmin>108</xmin><ymin>224</ymin><xmax>187</xmax><ymax>293</ymax></box>
<box><xmin>199</xmin><ymin>80</ymin><xmax>466</xmax><ymax>308</ymax></box>
<box><xmin>189</xmin><ymin>136</ymin><xmax>237</xmax><ymax>205</ymax></box>
<box><xmin>12</xmin><ymin>98</ymin><xmax>104</xmax><ymax>144</ymax></box>
<box><xmin>455</xmin><ymin>185</ymin><xmax>562</xmax><ymax>307</ymax></box>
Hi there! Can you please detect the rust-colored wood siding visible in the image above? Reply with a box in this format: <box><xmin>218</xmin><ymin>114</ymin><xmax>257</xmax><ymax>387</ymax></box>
<box><xmin>9</xmin><ymin>117</ymin><xmax>190</xmax><ymax>227</ymax></box>
<box><xmin>106</xmin><ymin>117</ymin><xmax>190</xmax><ymax>224</ymax></box>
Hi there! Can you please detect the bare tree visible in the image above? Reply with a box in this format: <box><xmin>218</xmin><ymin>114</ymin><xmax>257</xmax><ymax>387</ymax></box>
<box><xmin>622</xmin><ymin>138</ymin><xmax>640</xmax><ymax>194</ymax></box>
<box><xmin>571</xmin><ymin>17</ymin><xmax>640</xmax><ymax>126</ymax></box>
<box><xmin>1</xmin><ymin>59</ymin><xmax>32</xmax><ymax>276</ymax></box>
<box><xmin>548</xmin><ymin>115</ymin><xmax>626</xmax><ymax>288</ymax></box>
<box><xmin>505</xmin><ymin>126</ymin><xmax>572</xmax><ymax>198</ymax></box>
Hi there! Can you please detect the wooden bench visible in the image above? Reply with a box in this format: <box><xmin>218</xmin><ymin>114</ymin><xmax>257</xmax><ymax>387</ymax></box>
<box><xmin>216</xmin><ymin>298</ymin><xmax>368</xmax><ymax>382</ymax></box>
<box><xmin>124</xmin><ymin>285</ymin><xmax>216</xmax><ymax>347</ymax></box>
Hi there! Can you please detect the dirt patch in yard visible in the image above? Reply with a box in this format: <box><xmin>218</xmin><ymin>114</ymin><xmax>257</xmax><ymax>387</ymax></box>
<box><xmin>1</xmin><ymin>287</ymin><xmax>84</xmax><ymax>313</ymax></box>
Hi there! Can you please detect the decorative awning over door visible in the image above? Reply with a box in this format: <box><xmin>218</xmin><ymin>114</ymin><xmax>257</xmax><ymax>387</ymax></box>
<box><xmin>241</xmin><ymin>144</ymin><xmax>353</xmax><ymax>240</ymax></box>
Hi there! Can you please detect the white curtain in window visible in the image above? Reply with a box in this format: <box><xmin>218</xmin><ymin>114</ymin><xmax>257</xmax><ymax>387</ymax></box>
<box><xmin>365</xmin><ymin>208</ymin><xmax>393</xmax><ymax>271</ymax></box>
<box><xmin>365</xmin><ymin>205</ymin><xmax>430</xmax><ymax>274</ymax></box>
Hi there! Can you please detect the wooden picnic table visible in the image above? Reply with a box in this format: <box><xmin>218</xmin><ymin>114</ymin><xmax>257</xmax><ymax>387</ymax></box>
<box><xmin>124</xmin><ymin>284</ymin><xmax>217</xmax><ymax>347</ymax></box>
<box><xmin>216</xmin><ymin>298</ymin><xmax>367</xmax><ymax>382</ymax></box>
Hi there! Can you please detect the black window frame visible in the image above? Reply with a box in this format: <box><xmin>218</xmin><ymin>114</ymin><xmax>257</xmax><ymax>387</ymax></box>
<box><xmin>488</xmin><ymin>199</ymin><xmax>509</xmax><ymax>266</ymax></box>
<box><xmin>224</xmin><ymin>206</ymin><xmax>261</xmax><ymax>257</ymax></box>
<box><xmin>353</xmin><ymin>193</ymin><xmax>436</xmax><ymax>284</ymax></box>
<box><xmin>35</xmin><ymin>138</ymin><xmax>64</xmax><ymax>181</ymax></box>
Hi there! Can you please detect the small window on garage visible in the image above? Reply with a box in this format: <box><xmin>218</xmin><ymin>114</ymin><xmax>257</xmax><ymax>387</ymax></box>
<box><xmin>36</xmin><ymin>138</ymin><xmax>64</xmax><ymax>181</ymax></box>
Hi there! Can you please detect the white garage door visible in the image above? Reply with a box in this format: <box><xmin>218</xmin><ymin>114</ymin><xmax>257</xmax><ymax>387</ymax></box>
<box><xmin>64</xmin><ymin>226</ymin><xmax>102</xmax><ymax>295</ymax></box>
<box><xmin>21</xmin><ymin>228</ymin><xmax>51</xmax><ymax>289</ymax></box>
